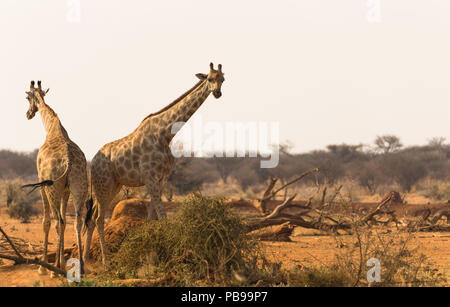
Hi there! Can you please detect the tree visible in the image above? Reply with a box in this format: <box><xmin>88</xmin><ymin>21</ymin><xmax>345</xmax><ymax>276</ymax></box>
<box><xmin>354</xmin><ymin>160</ymin><xmax>383</xmax><ymax>194</ymax></box>
<box><xmin>210</xmin><ymin>155</ymin><xmax>243</xmax><ymax>184</ymax></box>
<box><xmin>168</xmin><ymin>157</ymin><xmax>216</xmax><ymax>195</ymax></box>
<box><xmin>326</xmin><ymin>143</ymin><xmax>364</xmax><ymax>163</ymax></box>
<box><xmin>374</xmin><ymin>135</ymin><xmax>403</xmax><ymax>154</ymax></box>
<box><xmin>382</xmin><ymin>153</ymin><xmax>428</xmax><ymax>192</ymax></box>
<box><xmin>232</xmin><ymin>159</ymin><xmax>264</xmax><ymax>191</ymax></box>
<box><xmin>428</xmin><ymin>137</ymin><xmax>446</xmax><ymax>149</ymax></box>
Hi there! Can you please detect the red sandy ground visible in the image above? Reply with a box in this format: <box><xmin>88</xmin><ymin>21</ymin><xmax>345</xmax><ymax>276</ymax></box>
<box><xmin>1</xmin><ymin>200</ymin><xmax>450</xmax><ymax>286</ymax></box>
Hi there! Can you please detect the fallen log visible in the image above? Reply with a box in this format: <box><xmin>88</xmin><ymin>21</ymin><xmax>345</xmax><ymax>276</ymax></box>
<box><xmin>245</xmin><ymin>188</ymin><xmax>397</xmax><ymax>235</ymax></box>
<box><xmin>250</xmin><ymin>222</ymin><xmax>294</xmax><ymax>242</ymax></box>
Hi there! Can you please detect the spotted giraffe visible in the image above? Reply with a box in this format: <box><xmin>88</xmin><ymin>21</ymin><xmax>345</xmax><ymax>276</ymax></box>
<box><xmin>84</xmin><ymin>63</ymin><xmax>225</xmax><ymax>265</ymax></box>
<box><xmin>23</xmin><ymin>81</ymin><xmax>87</xmax><ymax>275</ymax></box>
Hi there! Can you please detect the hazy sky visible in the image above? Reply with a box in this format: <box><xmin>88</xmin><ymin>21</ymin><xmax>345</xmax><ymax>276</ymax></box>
<box><xmin>1</xmin><ymin>0</ymin><xmax>449</xmax><ymax>158</ymax></box>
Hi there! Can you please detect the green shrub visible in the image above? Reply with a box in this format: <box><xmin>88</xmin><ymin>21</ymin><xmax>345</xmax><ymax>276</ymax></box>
<box><xmin>425</xmin><ymin>183</ymin><xmax>450</xmax><ymax>202</ymax></box>
<box><xmin>110</xmin><ymin>194</ymin><xmax>261</xmax><ymax>285</ymax></box>
<box><xmin>5</xmin><ymin>183</ymin><xmax>38</xmax><ymax>223</ymax></box>
<box><xmin>288</xmin><ymin>265</ymin><xmax>353</xmax><ymax>287</ymax></box>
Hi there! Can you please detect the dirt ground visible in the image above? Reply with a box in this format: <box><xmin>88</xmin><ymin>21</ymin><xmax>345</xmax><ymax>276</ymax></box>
<box><xmin>1</xmin><ymin>200</ymin><xmax>450</xmax><ymax>287</ymax></box>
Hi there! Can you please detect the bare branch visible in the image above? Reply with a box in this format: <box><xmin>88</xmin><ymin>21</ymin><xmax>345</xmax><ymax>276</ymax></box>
<box><xmin>261</xmin><ymin>194</ymin><xmax>297</xmax><ymax>221</ymax></box>
<box><xmin>0</xmin><ymin>226</ymin><xmax>65</xmax><ymax>276</ymax></box>
<box><xmin>0</xmin><ymin>226</ymin><xmax>24</xmax><ymax>260</ymax></box>
<box><xmin>0</xmin><ymin>253</ymin><xmax>65</xmax><ymax>276</ymax></box>
<box><xmin>261</xmin><ymin>168</ymin><xmax>319</xmax><ymax>202</ymax></box>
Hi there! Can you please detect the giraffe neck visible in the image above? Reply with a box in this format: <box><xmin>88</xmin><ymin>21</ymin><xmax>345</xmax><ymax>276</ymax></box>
<box><xmin>164</xmin><ymin>81</ymin><xmax>210</xmax><ymax>127</ymax></box>
<box><xmin>141</xmin><ymin>80</ymin><xmax>211</xmax><ymax>143</ymax></box>
<box><xmin>38</xmin><ymin>103</ymin><xmax>69</xmax><ymax>139</ymax></box>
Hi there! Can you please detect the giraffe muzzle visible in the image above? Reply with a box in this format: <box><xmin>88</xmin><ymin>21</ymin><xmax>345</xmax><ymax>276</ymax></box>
<box><xmin>213</xmin><ymin>90</ymin><xmax>222</xmax><ymax>98</ymax></box>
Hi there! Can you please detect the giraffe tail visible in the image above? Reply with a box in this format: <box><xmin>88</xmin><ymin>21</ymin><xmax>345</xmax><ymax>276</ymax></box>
<box><xmin>83</xmin><ymin>197</ymin><xmax>94</xmax><ymax>234</ymax></box>
<box><xmin>21</xmin><ymin>180</ymin><xmax>54</xmax><ymax>194</ymax></box>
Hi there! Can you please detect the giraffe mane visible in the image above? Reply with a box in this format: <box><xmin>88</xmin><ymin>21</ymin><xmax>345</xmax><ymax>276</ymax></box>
<box><xmin>41</xmin><ymin>103</ymin><xmax>58</xmax><ymax>118</ymax></box>
<box><xmin>39</xmin><ymin>101</ymin><xmax>70</xmax><ymax>139</ymax></box>
<box><xmin>141</xmin><ymin>79</ymin><xmax>205</xmax><ymax>123</ymax></box>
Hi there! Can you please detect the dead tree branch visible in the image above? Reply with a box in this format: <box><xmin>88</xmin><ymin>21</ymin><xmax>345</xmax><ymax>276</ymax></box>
<box><xmin>253</xmin><ymin>168</ymin><xmax>319</xmax><ymax>215</ymax></box>
<box><xmin>0</xmin><ymin>226</ymin><xmax>65</xmax><ymax>276</ymax></box>
<box><xmin>245</xmin><ymin>189</ymin><xmax>399</xmax><ymax>238</ymax></box>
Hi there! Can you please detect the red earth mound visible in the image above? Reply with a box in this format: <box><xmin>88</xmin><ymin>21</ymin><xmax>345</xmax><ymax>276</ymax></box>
<box><xmin>72</xmin><ymin>198</ymin><xmax>149</xmax><ymax>261</ymax></box>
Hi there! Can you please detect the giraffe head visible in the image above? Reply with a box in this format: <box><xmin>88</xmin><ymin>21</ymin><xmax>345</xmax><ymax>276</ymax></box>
<box><xmin>196</xmin><ymin>62</ymin><xmax>225</xmax><ymax>99</ymax></box>
<box><xmin>25</xmin><ymin>80</ymin><xmax>49</xmax><ymax>120</ymax></box>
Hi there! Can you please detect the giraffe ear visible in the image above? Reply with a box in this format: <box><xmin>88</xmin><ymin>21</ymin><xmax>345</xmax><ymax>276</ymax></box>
<box><xmin>45</xmin><ymin>88</ymin><xmax>50</xmax><ymax>95</ymax></box>
<box><xmin>195</xmin><ymin>73</ymin><xmax>207</xmax><ymax>80</ymax></box>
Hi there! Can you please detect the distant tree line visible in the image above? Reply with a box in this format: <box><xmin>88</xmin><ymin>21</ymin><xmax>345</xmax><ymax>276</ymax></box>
<box><xmin>1</xmin><ymin>135</ymin><xmax>448</xmax><ymax>195</ymax></box>
<box><xmin>0</xmin><ymin>149</ymin><xmax>37</xmax><ymax>179</ymax></box>
<box><xmin>167</xmin><ymin>135</ymin><xmax>449</xmax><ymax>194</ymax></box>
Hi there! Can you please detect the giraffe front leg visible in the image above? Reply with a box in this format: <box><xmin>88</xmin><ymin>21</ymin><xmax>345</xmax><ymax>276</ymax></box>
<box><xmin>95</xmin><ymin>205</ymin><xmax>108</xmax><ymax>266</ymax></box>
<box><xmin>39</xmin><ymin>190</ymin><xmax>51</xmax><ymax>275</ymax></box>
<box><xmin>146</xmin><ymin>182</ymin><xmax>166</xmax><ymax>220</ymax></box>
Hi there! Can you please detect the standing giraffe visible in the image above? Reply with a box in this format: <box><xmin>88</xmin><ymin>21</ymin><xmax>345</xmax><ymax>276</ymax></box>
<box><xmin>84</xmin><ymin>63</ymin><xmax>225</xmax><ymax>264</ymax></box>
<box><xmin>23</xmin><ymin>81</ymin><xmax>87</xmax><ymax>275</ymax></box>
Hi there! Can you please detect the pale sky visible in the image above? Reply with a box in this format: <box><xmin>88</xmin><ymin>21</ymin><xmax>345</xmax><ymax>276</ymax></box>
<box><xmin>1</xmin><ymin>0</ymin><xmax>449</xmax><ymax>159</ymax></box>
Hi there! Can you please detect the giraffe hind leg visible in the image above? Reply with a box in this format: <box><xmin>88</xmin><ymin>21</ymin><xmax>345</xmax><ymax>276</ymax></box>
<box><xmin>46</xmin><ymin>187</ymin><xmax>63</xmax><ymax>278</ymax></box>
<box><xmin>57</xmin><ymin>190</ymin><xmax>69</xmax><ymax>270</ymax></box>
<box><xmin>38</xmin><ymin>189</ymin><xmax>51</xmax><ymax>275</ymax></box>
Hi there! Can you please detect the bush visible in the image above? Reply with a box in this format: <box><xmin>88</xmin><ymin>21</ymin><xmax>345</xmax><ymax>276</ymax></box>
<box><xmin>168</xmin><ymin>158</ymin><xmax>217</xmax><ymax>195</ymax></box>
<box><xmin>109</xmin><ymin>195</ymin><xmax>263</xmax><ymax>285</ymax></box>
<box><xmin>288</xmin><ymin>265</ymin><xmax>353</xmax><ymax>287</ymax></box>
<box><xmin>5</xmin><ymin>183</ymin><xmax>38</xmax><ymax>223</ymax></box>
<box><xmin>332</xmin><ymin>226</ymin><xmax>446</xmax><ymax>287</ymax></box>
<box><xmin>381</xmin><ymin>153</ymin><xmax>428</xmax><ymax>192</ymax></box>
<box><xmin>425</xmin><ymin>183</ymin><xmax>450</xmax><ymax>202</ymax></box>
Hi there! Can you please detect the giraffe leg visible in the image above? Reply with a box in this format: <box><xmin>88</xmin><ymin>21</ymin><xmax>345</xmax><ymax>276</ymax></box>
<box><xmin>72</xmin><ymin>195</ymin><xmax>86</xmax><ymax>275</ymax></box>
<box><xmin>50</xmin><ymin>204</ymin><xmax>63</xmax><ymax>279</ymax></box>
<box><xmin>95</xmin><ymin>202</ymin><xmax>108</xmax><ymax>265</ymax></box>
<box><xmin>58</xmin><ymin>190</ymin><xmax>69</xmax><ymax>270</ymax></box>
<box><xmin>47</xmin><ymin>188</ymin><xmax>63</xmax><ymax>278</ymax></box>
<box><xmin>68</xmin><ymin>167</ymin><xmax>88</xmax><ymax>275</ymax></box>
<box><xmin>83</xmin><ymin>206</ymin><xmax>97</xmax><ymax>264</ymax></box>
<box><xmin>146</xmin><ymin>181</ymin><xmax>166</xmax><ymax>220</ymax></box>
<box><xmin>94</xmin><ymin>182</ymin><xmax>122</xmax><ymax>266</ymax></box>
<box><xmin>51</xmin><ymin>205</ymin><xmax>61</xmax><ymax>270</ymax></box>
<box><xmin>38</xmin><ymin>189</ymin><xmax>51</xmax><ymax>275</ymax></box>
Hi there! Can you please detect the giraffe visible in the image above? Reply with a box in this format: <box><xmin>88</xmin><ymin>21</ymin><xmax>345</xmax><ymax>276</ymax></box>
<box><xmin>22</xmin><ymin>81</ymin><xmax>87</xmax><ymax>275</ymax></box>
<box><xmin>84</xmin><ymin>63</ymin><xmax>225</xmax><ymax>265</ymax></box>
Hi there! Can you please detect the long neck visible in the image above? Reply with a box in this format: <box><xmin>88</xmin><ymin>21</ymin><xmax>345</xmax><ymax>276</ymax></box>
<box><xmin>164</xmin><ymin>81</ymin><xmax>210</xmax><ymax>127</ymax></box>
<box><xmin>38</xmin><ymin>103</ymin><xmax>68</xmax><ymax>139</ymax></box>
<box><xmin>141</xmin><ymin>80</ymin><xmax>211</xmax><ymax>142</ymax></box>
